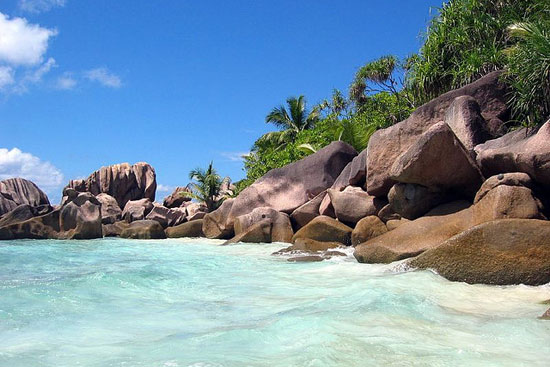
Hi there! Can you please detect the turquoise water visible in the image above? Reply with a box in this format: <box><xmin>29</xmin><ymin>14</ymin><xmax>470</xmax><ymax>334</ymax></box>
<box><xmin>0</xmin><ymin>239</ymin><xmax>549</xmax><ymax>367</ymax></box>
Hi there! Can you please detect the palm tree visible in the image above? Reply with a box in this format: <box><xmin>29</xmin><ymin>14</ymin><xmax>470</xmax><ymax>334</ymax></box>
<box><xmin>256</xmin><ymin>95</ymin><xmax>319</xmax><ymax>148</ymax></box>
<box><xmin>184</xmin><ymin>162</ymin><xmax>226</xmax><ymax>212</ymax></box>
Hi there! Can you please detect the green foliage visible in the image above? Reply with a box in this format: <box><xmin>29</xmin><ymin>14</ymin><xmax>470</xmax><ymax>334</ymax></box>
<box><xmin>185</xmin><ymin>161</ymin><xmax>226</xmax><ymax>212</ymax></box>
<box><xmin>350</xmin><ymin>55</ymin><xmax>416</xmax><ymax>120</ymax></box>
<box><xmin>408</xmin><ymin>0</ymin><xmax>542</xmax><ymax>105</ymax></box>
<box><xmin>256</xmin><ymin>95</ymin><xmax>319</xmax><ymax>149</ymax></box>
<box><xmin>506</xmin><ymin>15</ymin><xmax>550</xmax><ymax>125</ymax></box>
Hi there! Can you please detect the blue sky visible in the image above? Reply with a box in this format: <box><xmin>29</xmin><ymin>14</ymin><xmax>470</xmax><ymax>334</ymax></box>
<box><xmin>0</xmin><ymin>0</ymin><xmax>442</xmax><ymax>202</ymax></box>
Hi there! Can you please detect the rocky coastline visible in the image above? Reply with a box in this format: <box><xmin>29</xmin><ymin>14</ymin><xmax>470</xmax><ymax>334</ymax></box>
<box><xmin>1</xmin><ymin>71</ymin><xmax>549</xmax><ymax>318</ymax></box>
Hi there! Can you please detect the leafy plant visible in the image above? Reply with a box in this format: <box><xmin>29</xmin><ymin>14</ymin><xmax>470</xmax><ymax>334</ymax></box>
<box><xmin>506</xmin><ymin>17</ymin><xmax>550</xmax><ymax>125</ymax></box>
<box><xmin>407</xmin><ymin>0</ymin><xmax>539</xmax><ymax>103</ymax></box>
<box><xmin>184</xmin><ymin>162</ymin><xmax>226</xmax><ymax>212</ymax></box>
<box><xmin>256</xmin><ymin>95</ymin><xmax>319</xmax><ymax>149</ymax></box>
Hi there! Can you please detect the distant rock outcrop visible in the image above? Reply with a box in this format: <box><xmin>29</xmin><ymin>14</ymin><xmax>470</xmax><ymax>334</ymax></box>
<box><xmin>0</xmin><ymin>188</ymin><xmax>102</xmax><ymax>240</ymax></box>
<box><xmin>0</xmin><ymin>178</ymin><xmax>50</xmax><ymax>216</ymax></box>
<box><xmin>66</xmin><ymin>162</ymin><xmax>156</xmax><ymax>209</ymax></box>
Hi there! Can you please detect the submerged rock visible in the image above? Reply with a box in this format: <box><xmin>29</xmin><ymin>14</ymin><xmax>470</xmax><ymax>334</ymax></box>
<box><xmin>292</xmin><ymin>216</ymin><xmax>353</xmax><ymax>246</ymax></box>
<box><xmin>410</xmin><ymin>219</ymin><xmax>550</xmax><ymax>286</ymax></box>
<box><xmin>275</xmin><ymin>238</ymin><xmax>343</xmax><ymax>254</ymax></box>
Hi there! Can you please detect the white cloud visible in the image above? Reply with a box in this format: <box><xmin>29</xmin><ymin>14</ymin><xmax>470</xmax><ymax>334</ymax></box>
<box><xmin>157</xmin><ymin>184</ymin><xmax>175</xmax><ymax>193</ymax></box>
<box><xmin>55</xmin><ymin>72</ymin><xmax>76</xmax><ymax>90</ymax></box>
<box><xmin>19</xmin><ymin>0</ymin><xmax>66</xmax><ymax>14</ymax></box>
<box><xmin>0</xmin><ymin>148</ymin><xmax>64</xmax><ymax>195</ymax></box>
<box><xmin>0</xmin><ymin>66</ymin><xmax>14</xmax><ymax>89</ymax></box>
<box><xmin>10</xmin><ymin>57</ymin><xmax>56</xmax><ymax>94</ymax></box>
<box><xmin>0</xmin><ymin>12</ymin><xmax>57</xmax><ymax>66</ymax></box>
<box><xmin>84</xmin><ymin>68</ymin><xmax>122</xmax><ymax>88</ymax></box>
<box><xmin>221</xmin><ymin>152</ymin><xmax>250</xmax><ymax>162</ymax></box>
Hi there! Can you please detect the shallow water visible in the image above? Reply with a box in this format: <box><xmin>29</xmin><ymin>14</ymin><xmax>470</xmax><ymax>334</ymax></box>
<box><xmin>0</xmin><ymin>238</ymin><xmax>549</xmax><ymax>367</ymax></box>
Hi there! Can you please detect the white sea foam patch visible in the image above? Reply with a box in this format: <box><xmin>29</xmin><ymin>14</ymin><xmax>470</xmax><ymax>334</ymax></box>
<box><xmin>0</xmin><ymin>238</ymin><xmax>549</xmax><ymax>366</ymax></box>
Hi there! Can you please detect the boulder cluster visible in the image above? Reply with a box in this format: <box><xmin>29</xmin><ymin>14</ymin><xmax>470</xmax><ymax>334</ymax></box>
<box><xmin>1</xmin><ymin>71</ymin><xmax>550</xmax><ymax>288</ymax></box>
<box><xmin>0</xmin><ymin>162</ymin><xmax>210</xmax><ymax>240</ymax></box>
<box><xmin>201</xmin><ymin>71</ymin><xmax>550</xmax><ymax>286</ymax></box>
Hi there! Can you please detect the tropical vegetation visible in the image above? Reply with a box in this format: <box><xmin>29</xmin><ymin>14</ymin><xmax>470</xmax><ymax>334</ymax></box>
<box><xmin>235</xmin><ymin>0</ymin><xmax>550</xmax><ymax>193</ymax></box>
<box><xmin>184</xmin><ymin>162</ymin><xmax>227</xmax><ymax>212</ymax></box>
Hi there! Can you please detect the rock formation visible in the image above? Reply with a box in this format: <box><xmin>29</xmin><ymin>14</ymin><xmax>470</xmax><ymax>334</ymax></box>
<box><xmin>66</xmin><ymin>162</ymin><xmax>156</xmax><ymax>209</ymax></box>
<box><xmin>0</xmin><ymin>178</ymin><xmax>50</xmax><ymax>216</ymax></box>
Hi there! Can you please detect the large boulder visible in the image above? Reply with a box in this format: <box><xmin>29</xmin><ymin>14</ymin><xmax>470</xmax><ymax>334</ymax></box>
<box><xmin>410</xmin><ymin>219</ymin><xmax>550</xmax><ymax>285</ymax></box>
<box><xmin>165</xmin><ymin>219</ymin><xmax>204</xmax><ymax>238</ymax></box>
<box><xmin>233</xmin><ymin>207</ymin><xmax>293</xmax><ymax>243</ymax></box>
<box><xmin>66</xmin><ymin>162</ymin><xmax>156</xmax><ymax>209</ymax></box>
<box><xmin>122</xmin><ymin>198</ymin><xmax>154</xmax><ymax>222</ymax></box>
<box><xmin>475</xmin><ymin>120</ymin><xmax>550</xmax><ymax>190</ymax></box>
<box><xmin>389</xmin><ymin>122</ymin><xmax>484</xmax><ymax>197</ymax></box>
<box><xmin>120</xmin><ymin>220</ymin><xmax>166</xmax><ymax>239</ymax></box>
<box><xmin>145</xmin><ymin>205</ymin><xmax>186</xmax><ymax>228</ymax></box>
<box><xmin>354</xmin><ymin>201</ymin><xmax>473</xmax><ymax>264</ymax></box>
<box><xmin>367</xmin><ymin>71</ymin><xmax>508</xmax><ymax>196</ymax></box>
<box><xmin>388</xmin><ymin>183</ymin><xmax>449</xmax><ymax>220</ymax></box>
<box><xmin>444</xmin><ymin>96</ymin><xmax>490</xmax><ymax>151</ymax></box>
<box><xmin>162</xmin><ymin>187</ymin><xmax>192</xmax><ymax>208</ymax></box>
<box><xmin>202</xmin><ymin>198</ymin><xmax>235</xmax><ymax>239</ymax></box>
<box><xmin>331</xmin><ymin>149</ymin><xmax>368</xmax><ymax>190</ymax></box>
<box><xmin>292</xmin><ymin>216</ymin><xmax>353</xmax><ymax>246</ymax></box>
<box><xmin>204</xmin><ymin>141</ymin><xmax>357</xmax><ymax>239</ymax></box>
<box><xmin>351</xmin><ymin>216</ymin><xmax>388</xmax><ymax>246</ymax></box>
<box><xmin>472</xmin><ymin>184</ymin><xmax>544</xmax><ymax>224</ymax></box>
<box><xmin>328</xmin><ymin>186</ymin><xmax>386</xmax><ymax>226</ymax></box>
<box><xmin>59</xmin><ymin>192</ymin><xmax>103</xmax><ymax>239</ymax></box>
<box><xmin>102</xmin><ymin>221</ymin><xmax>129</xmax><ymax>237</ymax></box>
<box><xmin>290</xmin><ymin>192</ymin><xmax>326</xmax><ymax>230</ymax></box>
<box><xmin>0</xmin><ymin>178</ymin><xmax>50</xmax><ymax>216</ymax></box>
<box><xmin>224</xmin><ymin>220</ymin><xmax>272</xmax><ymax>245</ymax></box>
<box><xmin>95</xmin><ymin>193</ymin><xmax>122</xmax><ymax>224</ymax></box>
<box><xmin>185</xmin><ymin>202</ymin><xmax>208</xmax><ymax>221</ymax></box>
